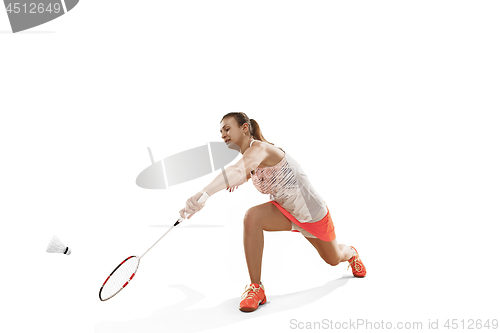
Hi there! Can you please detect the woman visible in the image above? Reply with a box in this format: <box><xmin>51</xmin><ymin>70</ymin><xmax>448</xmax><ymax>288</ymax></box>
<box><xmin>180</xmin><ymin>112</ymin><xmax>366</xmax><ymax>312</ymax></box>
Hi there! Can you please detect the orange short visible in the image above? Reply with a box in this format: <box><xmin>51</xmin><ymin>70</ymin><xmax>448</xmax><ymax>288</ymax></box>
<box><xmin>270</xmin><ymin>201</ymin><xmax>336</xmax><ymax>242</ymax></box>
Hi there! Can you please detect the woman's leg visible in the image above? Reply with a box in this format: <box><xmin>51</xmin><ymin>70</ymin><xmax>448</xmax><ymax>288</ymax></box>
<box><xmin>305</xmin><ymin>237</ymin><xmax>354</xmax><ymax>266</ymax></box>
<box><xmin>243</xmin><ymin>202</ymin><xmax>292</xmax><ymax>284</ymax></box>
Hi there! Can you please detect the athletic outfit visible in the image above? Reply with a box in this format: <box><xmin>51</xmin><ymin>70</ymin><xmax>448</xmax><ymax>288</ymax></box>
<box><xmin>249</xmin><ymin>139</ymin><xmax>336</xmax><ymax>241</ymax></box>
<box><xmin>239</xmin><ymin>140</ymin><xmax>366</xmax><ymax>312</ymax></box>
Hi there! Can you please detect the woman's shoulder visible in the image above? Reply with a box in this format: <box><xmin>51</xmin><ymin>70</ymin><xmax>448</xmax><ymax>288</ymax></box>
<box><xmin>251</xmin><ymin>140</ymin><xmax>285</xmax><ymax>168</ymax></box>
<box><xmin>249</xmin><ymin>140</ymin><xmax>281</xmax><ymax>153</ymax></box>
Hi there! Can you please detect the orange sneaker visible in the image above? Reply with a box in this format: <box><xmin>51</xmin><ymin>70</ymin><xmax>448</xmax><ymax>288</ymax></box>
<box><xmin>239</xmin><ymin>283</ymin><xmax>267</xmax><ymax>312</ymax></box>
<box><xmin>347</xmin><ymin>246</ymin><xmax>367</xmax><ymax>277</ymax></box>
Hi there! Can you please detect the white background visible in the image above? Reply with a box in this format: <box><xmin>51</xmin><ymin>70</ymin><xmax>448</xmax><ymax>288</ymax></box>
<box><xmin>1</xmin><ymin>1</ymin><xmax>499</xmax><ymax>332</ymax></box>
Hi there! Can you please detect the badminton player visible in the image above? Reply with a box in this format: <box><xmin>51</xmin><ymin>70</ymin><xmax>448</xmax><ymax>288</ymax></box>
<box><xmin>180</xmin><ymin>112</ymin><xmax>367</xmax><ymax>312</ymax></box>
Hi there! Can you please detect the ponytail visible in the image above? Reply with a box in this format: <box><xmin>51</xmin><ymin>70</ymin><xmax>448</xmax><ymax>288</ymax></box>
<box><xmin>249</xmin><ymin>118</ymin><xmax>273</xmax><ymax>145</ymax></box>
<box><xmin>221</xmin><ymin>112</ymin><xmax>274</xmax><ymax>145</ymax></box>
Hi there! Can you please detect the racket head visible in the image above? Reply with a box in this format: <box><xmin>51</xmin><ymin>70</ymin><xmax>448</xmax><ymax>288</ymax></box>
<box><xmin>99</xmin><ymin>256</ymin><xmax>140</xmax><ymax>301</ymax></box>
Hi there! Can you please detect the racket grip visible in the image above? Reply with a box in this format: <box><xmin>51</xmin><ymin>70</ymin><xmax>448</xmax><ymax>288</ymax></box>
<box><xmin>175</xmin><ymin>191</ymin><xmax>210</xmax><ymax>225</ymax></box>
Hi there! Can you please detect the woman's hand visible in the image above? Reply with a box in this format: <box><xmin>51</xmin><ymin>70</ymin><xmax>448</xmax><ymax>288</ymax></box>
<box><xmin>226</xmin><ymin>185</ymin><xmax>239</xmax><ymax>192</ymax></box>
<box><xmin>179</xmin><ymin>191</ymin><xmax>207</xmax><ymax>219</ymax></box>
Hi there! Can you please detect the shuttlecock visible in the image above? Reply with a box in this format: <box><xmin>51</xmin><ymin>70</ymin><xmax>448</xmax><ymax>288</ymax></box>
<box><xmin>46</xmin><ymin>235</ymin><xmax>71</xmax><ymax>255</ymax></box>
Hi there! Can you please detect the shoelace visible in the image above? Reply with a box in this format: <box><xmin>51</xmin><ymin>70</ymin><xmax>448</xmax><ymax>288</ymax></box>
<box><xmin>241</xmin><ymin>285</ymin><xmax>260</xmax><ymax>300</ymax></box>
<box><xmin>347</xmin><ymin>256</ymin><xmax>363</xmax><ymax>272</ymax></box>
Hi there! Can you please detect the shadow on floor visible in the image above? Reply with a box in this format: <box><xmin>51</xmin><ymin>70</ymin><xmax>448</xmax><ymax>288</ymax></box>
<box><xmin>95</xmin><ymin>276</ymin><xmax>352</xmax><ymax>333</ymax></box>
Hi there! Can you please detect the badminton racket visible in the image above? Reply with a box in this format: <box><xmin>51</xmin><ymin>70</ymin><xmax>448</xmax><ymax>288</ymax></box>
<box><xmin>99</xmin><ymin>192</ymin><xmax>209</xmax><ymax>301</ymax></box>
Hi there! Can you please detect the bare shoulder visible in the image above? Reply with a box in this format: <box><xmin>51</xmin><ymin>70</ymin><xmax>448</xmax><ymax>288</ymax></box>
<box><xmin>251</xmin><ymin>141</ymin><xmax>284</xmax><ymax>168</ymax></box>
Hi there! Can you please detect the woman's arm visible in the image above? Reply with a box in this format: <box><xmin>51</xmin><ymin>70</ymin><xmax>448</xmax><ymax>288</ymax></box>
<box><xmin>203</xmin><ymin>145</ymin><xmax>266</xmax><ymax>196</ymax></box>
<box><xmin>226</xmin><ymin>172</ymin><xmax>252</xmax><ymax>193</ymax></box>
<box><xmin>180</xmin><ymin>145</ymin><xmax>266</xmax><ymax>219</ymax></box>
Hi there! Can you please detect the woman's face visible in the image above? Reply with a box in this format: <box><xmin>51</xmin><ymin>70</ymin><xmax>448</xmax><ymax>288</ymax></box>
<box><xmin>220</xmin><ymin>117</ymin><xmax>247</xmax><ymax>151</ymax></box>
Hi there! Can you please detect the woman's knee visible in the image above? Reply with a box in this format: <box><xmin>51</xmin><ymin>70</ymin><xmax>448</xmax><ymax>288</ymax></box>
<box><xmin>307</xmin><ymin>238</ymin><xmax>343</xmax><ymax>266</ymax></box>
<box><xmin>243</xmin><ymin>207</ymin><xmax>262</xmax><ymax>229</ymax></box>
<box><xmin>243</xmin><ymin>203</ymin><xmax>292</xmax><ymax>232</ymax></box>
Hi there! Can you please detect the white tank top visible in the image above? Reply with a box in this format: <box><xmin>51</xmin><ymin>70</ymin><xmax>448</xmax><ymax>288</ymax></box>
<box><xmin>249</xmin><ymin>140</ymin><xmax>327</xmax><ymax>223</ymax></box>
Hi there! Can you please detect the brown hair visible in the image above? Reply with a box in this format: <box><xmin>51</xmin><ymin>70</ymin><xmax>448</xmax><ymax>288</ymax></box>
<box><xmin>221</xmin><ymin>112</ymin><xmax>273</xmax><ymax>145</ymax></box>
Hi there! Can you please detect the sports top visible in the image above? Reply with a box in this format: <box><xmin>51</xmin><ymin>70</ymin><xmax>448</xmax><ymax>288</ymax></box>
<box><xmin>249</xmin><ymin>140</ymin><xmax>328</xmax><ymax>224</ymax></box>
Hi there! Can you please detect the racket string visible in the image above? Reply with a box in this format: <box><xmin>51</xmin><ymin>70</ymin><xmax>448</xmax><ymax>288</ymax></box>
<box><xmin>100</xmin><ymin>257</ymin><xmax>140</xmax><ymax>301</ymax></box>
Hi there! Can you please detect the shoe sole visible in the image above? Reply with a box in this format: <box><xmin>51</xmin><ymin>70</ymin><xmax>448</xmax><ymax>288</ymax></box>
<box><xmin>239</xmin><ymin>307</ymin><xmax>257</xmax><ymax>312</ymax></box>
<box><xmin>239</xmin><ymin>296</ymin><xmax>267</xmax><ymax>312</ymax></box>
